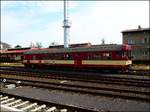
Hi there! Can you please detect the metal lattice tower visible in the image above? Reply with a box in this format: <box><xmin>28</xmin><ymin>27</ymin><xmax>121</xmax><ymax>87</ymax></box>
<box><xmin>63</xmin><ymin>0</ymin><xmax>71</xmax><ymax>48</ymax></box>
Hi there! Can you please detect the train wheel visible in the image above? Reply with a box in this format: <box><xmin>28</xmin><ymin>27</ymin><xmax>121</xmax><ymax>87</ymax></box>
<box><xmin>31</xmin><ymin>64</ymin><xmax>35</xmax><ymax>69</ymax></box>
<box><xmin>24</xmin><ymin>64</ymin><xmax>29</xmax><ymax>68</ymax></box>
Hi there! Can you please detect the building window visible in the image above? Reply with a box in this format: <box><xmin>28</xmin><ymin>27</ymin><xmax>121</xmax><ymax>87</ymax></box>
<box><xmin>143</xmin><ymin>38</ymin><xmax>149</xmax><ymax>44</ymax></box>
<box><xmin>143</xmin><ymin>51</ymin><xmax>148</xmax><ymax>56</ymax></box>
<box><xmin>128</xmin><ymin>39</ymin><xmax>134</xmax><ymax>44</ymax></box>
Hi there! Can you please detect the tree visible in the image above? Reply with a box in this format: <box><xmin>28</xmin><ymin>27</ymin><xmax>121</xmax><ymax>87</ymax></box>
<box><xmin>30</xmin><ymin>42</ymin><xmax>35</xmax><ymax>48</ymax></box>
<box><xmin>14</xmin><ymin>45</ymin><xmax>22</xmax><ymax>48</ymax></box>
<box><xmin>36</xmin><ymin>42</ymin><xmax>42</xmax><ymax>48</ymax></box>
<box><xmin>101</xmin><ymin>38</ymin><xmax>105</xmax><ymax>44</ymax></box>
<box><xmin>50</xmin><ymin>41</ymin><xmax>58</xmax><ymax>46</ymax></box>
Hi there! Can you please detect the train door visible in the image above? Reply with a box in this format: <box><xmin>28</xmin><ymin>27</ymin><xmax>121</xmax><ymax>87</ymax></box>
<box><xmin>74</xmin><ymin>53</ymin><xmax>82</xmax><ymax>68</ymax></box>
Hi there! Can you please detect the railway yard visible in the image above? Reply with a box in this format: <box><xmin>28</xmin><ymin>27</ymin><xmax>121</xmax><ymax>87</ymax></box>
<box><xmin>0</xmin><ymin>66</ymin><xmax>150</xmax><ymax>112</ymax></box>
<box><xmin>1</xmin><ymin>0</ymin><xmax>149</xmax><ymax>111</ymax></box>
<box><xmin>1</xmin><ymin>43</ymin><xmax>149</xmax><ymax>112</ymax></box>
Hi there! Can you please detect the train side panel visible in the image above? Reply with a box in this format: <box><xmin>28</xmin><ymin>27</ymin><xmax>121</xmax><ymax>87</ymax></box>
<box><xmin>23</xmin><ymin>45</ymin><xmax>132</xmax><ymax>70</ymax></box>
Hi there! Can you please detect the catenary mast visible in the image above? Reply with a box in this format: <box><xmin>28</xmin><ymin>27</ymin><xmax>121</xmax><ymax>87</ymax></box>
<box><xmin>63</xmin><ymin>0</ymin><xmax>71</xmax><ymax>48</ymax></box>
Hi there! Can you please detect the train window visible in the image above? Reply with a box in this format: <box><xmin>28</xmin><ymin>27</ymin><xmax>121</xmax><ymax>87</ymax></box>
<box><xmin>116</xmin><ymin>51</ymin><xmax>122</xmax><ymax>56</ymax></box>
<box><xmin>40</xmin><ymin>54</ymin><xmax>44</xmax><ymax>60</ymax></box>
<box><xmin>46</xmin><ymin>54</ymin><xmax>49</xmax><ymax>59</ymax></box>
<box><xmin>66</xmin><ymin>54</ymin><xmax>69</xmax><ymax>58</ymax></box>
<box><xmin>55</xmin><ymin>53</ymin><xmax>59</xmax><ymax>60</ymax></box>
<box><xmin>48</xmin><ymin>53</ymin><xmax>53</xmax><ymax>59</ymax></box>
<box><xmin>127</xmin><ymin>51</ymin><xmax>131</xmax><ymax>57</ymax></box>
<box><xmin>40</xmin><ymin>54</ymin><xmax>45</xmax><ymax>60</ymax></box>
<box><xmin>63</xmin><ymin>54</ymin><xmax>66</xmax><ymax>60</ymax></box>
<box><xmin>33</xmin><ymin>55</ymin><xmax>36</xmax><ymax>60</ymax></box>
<box><xmin>122</xmin><ymin>51</ymin><xmax>132</xmax><ymax>59</ymax></box>
<box><xmin>60</xmin><ymin>53</ymin><xmax>65</xmax><ymax>60</ymax></box>
<box><xmin>122</xmin><ymin>51</ymin><xmax>130</xmax><ymax>57</ymax></box>
<box><xmin>49</xmin><ymin>53</ymin><xmax>63</xmax><ymax>60</ymax></box>
<box><xmin>56</xmin><ymin>53</ymin><xmax>62</xmax><ymax>60</ymax></box>
<box><xmin>87</xmin><ymin>54</ymin><xmax>92</xmax><ymax>60</ymax></box>
<box><xmin>93</xmin><ymin>53</ymin><xmax>100</xmax><ymax>60</ymax></box>
<box><xmin>48</xmin><ymin>54</ymin><xmax>50</xmax><ymax>59</ymax></box>
<box><xmin>51</xmin><ymin>54</ymin><xmax>53</xmax><ymax>59</ymax></box>
<box><xmin>53</xmin><ymin>54</ymin><xmax>56</xmax><ymax>59</ymax></box>
<box><xmin>51</xmin><ymin>54</ymin><xmax>54</xmax><ymax>59</ymax></box>
<box><xmin>103</xmin><ymin>53</ymin><xmax>109</xmax><ymax>57</ymax></box>
<box><xmin>102</xmin><ymin>53</ymin><xmax>112</xmax><ymax>60</ymax></box>
<box><xmin>66</xmin><ymin>54</ymin><xmax>71</xmax><ymax>60</ymax></box>
<box><xmin>38</xmin><ymin>55</ymin><xmax>41</xmax><ymax>60</ymax></box>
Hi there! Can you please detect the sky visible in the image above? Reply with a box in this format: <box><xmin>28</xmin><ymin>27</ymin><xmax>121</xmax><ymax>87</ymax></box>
<box><xmin>1</xmin><ymin>1</ymin><xmax>149</xmax><ymax>48</ymax></box>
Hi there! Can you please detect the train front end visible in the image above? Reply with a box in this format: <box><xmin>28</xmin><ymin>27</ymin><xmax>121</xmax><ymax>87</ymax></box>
<box><xmin>121</xmin><ymin>44</ymin><xmax>132</xmax><ymax>69</ymax></box>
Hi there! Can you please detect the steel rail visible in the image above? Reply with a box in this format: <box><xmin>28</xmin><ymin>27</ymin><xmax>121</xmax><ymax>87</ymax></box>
<box><xmin>1</xmin><ymin>71</ymin><xmax>150</xmax><ymax>88</ymax></box>
<box><xmin>1</xmin><ymin>78</ymin><xmax>149</xmax><ymax>102</ymax></box>
<box><xmin>1</xmin><ymin>66</ymin><xmax>150</xmax><ymax>76</ymax></box>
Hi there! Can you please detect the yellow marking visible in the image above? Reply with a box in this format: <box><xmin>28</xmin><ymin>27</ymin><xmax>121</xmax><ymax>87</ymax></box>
<box><xmin>42</xmin><ymin>60</ymin><xmax>74</xmax><ymax>64</ymax></box>
<box><xmin>23</xmin><ymin>60</ymin><xmax>132</xmax><ymax>66</ymax></box>
<box><xmin>82</xmin><ymin>60</ymin><xmax>132</xmax><ymax>65</ymax></box>
<box><xmin>41</xmin><ymin>60</ymin><xmax>44</xmax><ymax>63</ymax></box>
<box><xmin>30</xmin><ymin>60</ymin><xmax>39</xmax><ymax>63</ymax></box>
<box><xmin>23</xmin><ymin>60</ymin><xmax>27</xmax><ymax>63</ymax></box>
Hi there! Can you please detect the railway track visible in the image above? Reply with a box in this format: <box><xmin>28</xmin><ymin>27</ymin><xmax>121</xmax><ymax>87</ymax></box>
<box><xmin>1</xmin><ymin>80</ymin><xmax>149</xmax><ymax>102</ymax></box>
<box><xmin>1</xmin><ymin>67</ymin><xmax>149</xmax><ymax>103</ymax></box>
<box><xmin>1</xmin><ymin>66</ymin><xmax>150</xmax><ymax>80</ymax></box>
<box><xmin>1</xmin><ymin>66</ymin><xmax>150</xmax><ymax>76</ymax></box>
<box><xmin>1</xmin><ymin>73</ymin><xmax>149</xmax><ymax>102</ymax></box>
<box><xmin>0</xmin><ymin>92</ymin><xmax>98</xmax><ymax>112</ymax></box>
<box><xmin>0</xmin><ymin>68</ymin><xmax>150</xmax><ymax>88</ymax></box>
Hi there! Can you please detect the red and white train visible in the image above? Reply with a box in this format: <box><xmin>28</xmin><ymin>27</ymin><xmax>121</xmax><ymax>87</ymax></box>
<box><xmin>23</xmin><ymin>44</ymin><xmax>132</xmax><ymax>71</ymax></box>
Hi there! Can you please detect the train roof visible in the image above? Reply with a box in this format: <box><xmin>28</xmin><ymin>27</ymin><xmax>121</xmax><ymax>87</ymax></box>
<box><xmin>24</xmin><ymin>44</ymin><xmax>124</xmax><ymax>54</ymax></box>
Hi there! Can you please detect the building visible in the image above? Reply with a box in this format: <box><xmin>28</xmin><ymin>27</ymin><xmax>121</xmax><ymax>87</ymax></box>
<box><xmin>122</xmin><ymin>26</ymin><xmax>150</xmax><ymax>63</ymax></box>
<box><xmin>0</xmin><ymin>41</ymin><xmax>11</xmax><ymax>50</ymax></box>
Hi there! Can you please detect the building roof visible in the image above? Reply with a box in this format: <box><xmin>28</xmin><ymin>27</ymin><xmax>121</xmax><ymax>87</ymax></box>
<box><xmin>49</xmin><ymin>43</ymin><xmax>91</xmax><ymax>48</ymax></box>
<box><xmin>1</xmin><ymin>49</ymin><xmax>30</xmax><ymax>54</ymax></box>
<box><xmin>121</xmin><ymin>28</ymin><xmax>150</xmax><ymax>33</ymax></box>
<box><xmin>7</xmin><ymin>47</ymin><xmax>32</xmax><ymax>51</ymax></box>
<box><xmin>0</xmin><ymin>48</ymin><xmax>40</xmax><ymax>54</ymax></box>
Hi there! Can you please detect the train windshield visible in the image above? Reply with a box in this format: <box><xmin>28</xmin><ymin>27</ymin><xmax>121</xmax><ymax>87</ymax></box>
<box><xmin>121</xmin><ymin>44</ymin><xmax>132</xmax><ymax>59</ymax></box>
<box><xmin>122</xmin><ymin>50</ymin><xmax>132</xmax><ymax>59</ymax></box>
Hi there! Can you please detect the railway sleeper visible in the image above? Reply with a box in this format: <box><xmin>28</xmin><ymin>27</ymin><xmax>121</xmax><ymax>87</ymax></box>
<box><xmin>0</xmin><ymin>94</ymin><xmax>69</xmax><ymax>112</ymax></box>
<box><xmin>0</xmin><ymin>93</ymin><xmax>99</xmax><ymax>112</ymax></box>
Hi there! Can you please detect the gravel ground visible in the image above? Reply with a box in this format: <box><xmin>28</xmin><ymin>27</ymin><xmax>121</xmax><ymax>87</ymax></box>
<box><xmin>1</xmin><ymin>86</ymin><xmax>149</xmax><ymax>112</ymax></box>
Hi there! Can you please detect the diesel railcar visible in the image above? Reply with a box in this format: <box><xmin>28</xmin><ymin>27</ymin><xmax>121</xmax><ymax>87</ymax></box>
<box><xmin>23</xmin><ymin>44</ymin><xmax>132</xmax><ymax>70</ymax></box>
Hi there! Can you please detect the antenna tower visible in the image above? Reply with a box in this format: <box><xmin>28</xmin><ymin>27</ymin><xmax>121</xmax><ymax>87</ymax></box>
<box><xmin>63</xmin><ymin>0</ymin><xmax>71</xmax><ymax>48</ymax></box>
